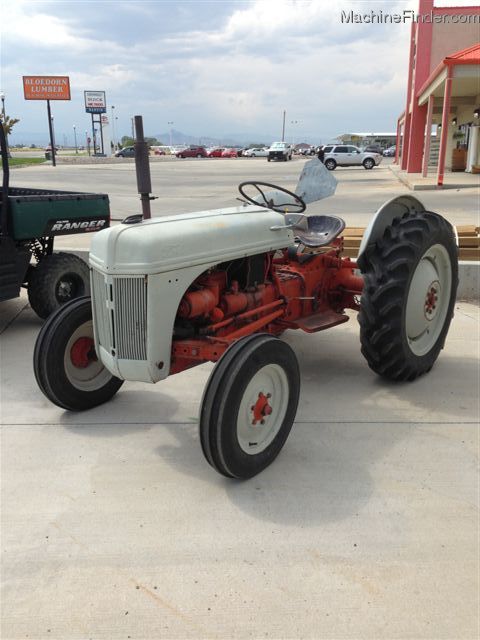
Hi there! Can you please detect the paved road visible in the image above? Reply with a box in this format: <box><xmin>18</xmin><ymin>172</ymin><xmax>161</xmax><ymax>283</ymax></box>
<box><xmin>2</xmin><ymin>158</ymin><xmax>478</xmax><ymax>639</ymax></box>
<box><xmin>1</xmin><ymin>295</ymin><xmax>478</xmax><ymax>639</ymax></box>
<box><xmin>9</xmin><ymin>157</ymin><xmax>478</xmax><ymax>254</ymax></box>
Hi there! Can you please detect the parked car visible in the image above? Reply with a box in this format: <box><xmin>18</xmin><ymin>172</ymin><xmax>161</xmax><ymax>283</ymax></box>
<box><xmin>267</xmin><ymin>142</ymin><xmax>293</xmax><ymax>162</ymax></box>
<box><xmin>322</xmin><ymin>144</ymin><xmax>382</xmax><ymax>170</ymax></box>
<box><xmin>222</xmin><ymin>148</ymin><xmax>238</xmax><ymax>158</ymax></box>
<box><xmin>383</xmin><ymin>146</ymin><xmax>396</xmax><ymax>157</ymax></box>
<box><xmin>207</xmin><ymin>148</ymin><xmax>225</xmax><ymax>157</ymax></box>
<box><xmin>115</xmin><ymin>146</ymin><xmax>135</xmax><ymax>158</ymax></box>
<box><xmin>244</xmin><ymin>147</ymin><xmax>269</xmax><ymax>157</ymax></box>
<box><xmin>176</xmin><ymin>145</ymin><xmax>208</xmax><ymax>158</ymax></box>
<box><xmin>364</xmin><ymin>144</ymin><xmax>384</xmax><ymax>155</ymax></box>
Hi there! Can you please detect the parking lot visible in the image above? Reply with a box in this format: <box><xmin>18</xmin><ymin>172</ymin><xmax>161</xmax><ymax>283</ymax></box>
<box><xmin>1</xmin><ymin>159</ymin><xmax>479</xmax><ymax>639</ymax></box>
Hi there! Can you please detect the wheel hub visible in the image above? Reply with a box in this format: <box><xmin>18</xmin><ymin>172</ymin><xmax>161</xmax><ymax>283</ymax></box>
<box><xmin>424</xmin><ymin>280</ymin><xmax>441</xmax><ymax>320</ymax></box>
<box><xmin>58</xmin><ymin>280</ymin><xmax>73</xmax><ymax>297</ymax></box>
<box><xmin>70</xmin><ymin>337</ymin><xmax>97</xmax><ymax>368</ymax></box>
<box><xmin>251</xmin><ymin>392</ymin><xmax>273</xmax><ymax>425</ymax></box>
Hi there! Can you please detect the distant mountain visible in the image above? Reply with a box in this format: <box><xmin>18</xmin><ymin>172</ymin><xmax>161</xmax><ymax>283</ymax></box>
<box><xmin>154</xmin><ymin>130</ymin><xmax>326</xmax><ymax>147</ymax></box>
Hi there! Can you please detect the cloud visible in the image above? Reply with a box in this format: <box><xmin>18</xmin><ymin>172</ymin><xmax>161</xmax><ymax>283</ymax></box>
<box><xmin>5</xmin><ymin>0</ymin><xmax>470</xmax><ymax>144</ymax></box>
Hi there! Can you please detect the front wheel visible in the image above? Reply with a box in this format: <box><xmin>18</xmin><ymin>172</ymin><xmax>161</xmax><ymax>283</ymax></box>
<box><xmin>358</xmin><ymin>211</ymin><xmax>458</xmax><ymax>381</ymax></box>
<box><xmin>199</xmin><ymin>334</ymin><xmax>300</xmax><ymax>479</ymax></box>
<box><xmin>34</xmin><ymin>297</ymin><xmax>124</xmax><ymax>411</ymax></box>
<box><xmin>363</xmin><ymin>158</ymin><xmax>375</xmax><ymax>170</ymax></box>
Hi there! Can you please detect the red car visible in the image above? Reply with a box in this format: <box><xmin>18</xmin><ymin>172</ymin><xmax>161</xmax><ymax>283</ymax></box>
<box><xmin>176</xmin><ymin>145</ymin><xmax>207</xmax><ymax>158</ymax></box>
<box><xmin>221</xmin><ymin>148</ymin><xmax>238</xmax><ymax>158</ymax></box>
<box><xmin>207</xmin><ymin>148</ymin><xmax>225</xmax><ymax>157</ymax></box>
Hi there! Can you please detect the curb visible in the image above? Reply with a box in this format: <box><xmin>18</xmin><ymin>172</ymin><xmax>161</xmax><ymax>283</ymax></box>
<box><xmin>63</xmin><ymin>250</ymin><xmax>480</xmax><ymax>303</ymax></box>
<box><xmin>388</xmin><ymin>165</ymin><xmax>480</xmax><ymax>191</ymax></box>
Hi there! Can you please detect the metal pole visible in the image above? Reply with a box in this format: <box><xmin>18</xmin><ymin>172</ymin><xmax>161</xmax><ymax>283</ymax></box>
<box><xmin>281</xmin><ymin>110</ymin><xmax>286</xmax><ymax>142</ymax></box>
<box><xmin>91</xmin><ymin>113</ymin><xmax>95</xmax><ymax>155</ymax></box>
<box><xmin>99</xmin><ymin>115</ymin><xmax>105</xmax><ymax>155</ymax></box>
<box><xmin>168</xmin><ymin>121</ymin><xmax>173</xmax><ymax>147</ymax></box>
<box><xmin>47</xmin><ymin>100</ymin><xmax>56</xmax><ymax>167</ymax></box>
<box><xmin>111</xmin><ymin>105</ymin><xmax>116</xmax><ymax>150</ymax></box>
<box><xmin>134</xmin><ymin>115</ymin><xmax>153</xmax><ymax>220</ymax></box>
<box><xmin>73</xmin><ymin>125</ymin><xmax>78</xmax><ymax>154</ymax></box>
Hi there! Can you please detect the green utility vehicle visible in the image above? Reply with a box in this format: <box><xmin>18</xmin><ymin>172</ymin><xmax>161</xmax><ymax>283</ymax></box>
<box><xmin>0</xmin><ymin>124</ymin><xmax>110</xmax><ymax>318</ymax></box>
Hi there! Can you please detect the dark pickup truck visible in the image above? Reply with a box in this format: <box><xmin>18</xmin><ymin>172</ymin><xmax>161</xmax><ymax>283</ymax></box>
<box><xmin>0</xmin><ymin>125</ymin><xmax>110</xmax><ymax>318</ymax></box>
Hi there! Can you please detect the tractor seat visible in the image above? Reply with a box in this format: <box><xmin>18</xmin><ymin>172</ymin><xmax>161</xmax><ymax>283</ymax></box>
<box><xmin>293</xmin><ymin>215</ymin><xmax>345</xmax><ymax>248</ymax></box>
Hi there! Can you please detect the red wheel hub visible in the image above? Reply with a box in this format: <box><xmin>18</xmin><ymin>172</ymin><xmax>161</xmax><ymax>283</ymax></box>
<box><xmin>424</xmin><ymin>281</ymin><xmax>440</xmax><ymax>319</ymax></box>
<box><xmin>70</xmin><ymin>337</ymin><xmax>96</xmax><ymax>368</ymax></box>
<box><xmin>251</xmin><ymin>392</ymin><xmax>273</xmax><ymax>425</ymax></box>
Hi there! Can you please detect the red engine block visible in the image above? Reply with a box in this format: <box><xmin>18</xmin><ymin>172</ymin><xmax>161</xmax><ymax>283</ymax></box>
<box><xmin>170</xmin><ymin>245</ymin><xmax>363</xmax><ymax>375</ymax></box>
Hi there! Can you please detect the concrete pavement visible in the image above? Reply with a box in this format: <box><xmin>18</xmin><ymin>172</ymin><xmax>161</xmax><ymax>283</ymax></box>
<box><xmin>1</xmin><ymin>158</ymin><xmax>479</xmax><ymax>639</ymax></box>
<box><xmin>1</xmin><ymin>296</ymin><xmax>478</xmax><ymax>639</ymax></box>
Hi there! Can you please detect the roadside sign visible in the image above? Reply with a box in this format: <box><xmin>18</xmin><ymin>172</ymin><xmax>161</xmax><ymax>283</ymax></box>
<box><xmin>85</xmin><ymin>91</ymin><xmax>106</xmax><ymax>114</ymax></box>
<box><xmin>101</xmin><ymin>115</ymin><xmax>109</xmax><ymax>124</ymax></box>
<box><xmin>23</xmin><ymin>76</ymin><xmax>71</xmax><ymax>100</ymax></box>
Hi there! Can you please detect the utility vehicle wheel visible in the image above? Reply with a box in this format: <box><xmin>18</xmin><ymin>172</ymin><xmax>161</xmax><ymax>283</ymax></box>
<box><xmin>325</xmin><ymin>159</ymin><xmax>336</xmax><ymax>170</ymax></box>
<box><xmin>34</xmin><ymin>297</ymin><xmax>124</xmax><ymax>411</ymax></box>
<box><xmin>200</xmin><ymin>334</ymin><xmax>300</xmax><ymax>479</ymax></box>
<box><xmin>196</xmin><ymin>153</ymin><xmax>202</xmax><ymax>158</ymax></box>
<box><xmin>267</xmin><ymin>157</ymin><xmax>271</xmax><ymax>162</ymax></box>
<box><xmin>363</xmin><ymin>158</ymin><xmax>375</xmax><ymax>170</ymax></box>
<box><xmin>28</xmin><ymin>252</ymin><xmax>90</xmax><ymax>319</ymax></box>
<box><xmin>358</xmin><ymin>210</ymin><xmax>458</xmax><ymax>381</ymax></box>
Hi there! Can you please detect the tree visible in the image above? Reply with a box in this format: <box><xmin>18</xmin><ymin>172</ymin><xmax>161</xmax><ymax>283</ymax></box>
<box><xmin>1</xmin><ymin>114</ymin><xmax>20</xmax><ymax>157</ymax></box>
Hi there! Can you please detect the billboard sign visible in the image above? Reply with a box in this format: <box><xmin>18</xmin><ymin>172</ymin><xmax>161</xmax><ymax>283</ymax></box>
<box><xmin>23</xmin><ymin>76</ymin><xmax>71</xmax><ymax>100</ymax></box>
<box><xmin>85</xmin><ymin>91</ymin><xmax>106</xmax><ymax>114</ymax></box>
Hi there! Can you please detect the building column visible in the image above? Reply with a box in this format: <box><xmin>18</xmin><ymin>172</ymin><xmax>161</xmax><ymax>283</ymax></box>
<box><xmin>422</xmin><ymin>95</ymin><xmax>435</xmax><ymax>177</ymax></box>
<box><xmin>394</xmin><ymin>118</ymin><xmax>402</xmax><ymax>164</ymax></box>
<box><xmin>466</xmin><ymin>124</ymin><xmax>479</xmax><ymax>172</ymax></box>
<box><xmin>406</xmin><ymin>102</ymin><xmax>428</xmax><ymax>173</ymax></box>
<box><xmin>401</xmin><ymin>113</ymin><xmax>411</xmax><ymax>170</ymax></box>
<box><xmin>437</xmin><ymin>68</ymin><xmax>453</xmax><ymax>187</ymax></box>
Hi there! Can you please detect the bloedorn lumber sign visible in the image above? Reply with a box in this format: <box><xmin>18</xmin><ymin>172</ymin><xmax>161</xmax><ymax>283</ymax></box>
<box><xmin>23</xmin><ymin>76</ymin><xmax>71</xmax><ymax>100</ymax></box>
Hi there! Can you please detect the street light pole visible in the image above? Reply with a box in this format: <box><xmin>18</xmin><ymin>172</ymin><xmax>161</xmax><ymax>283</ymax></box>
<box><xmin>168</xmin><ymin>121</ymin><xmax>174</xmax><ymax>147</ymax></box>
<box><xmin>111</xmin><ymin>105</ymin><xmax>116</xmax><ymax>150</ymax></box>
<box><xmin>0</xmin><ymin>91</ymin><xmax>10</xmax><ymax>158</ymax></box>
<box><xmin>290</xmin><ymin>120</ymin><xmax>299</xmax><ymax>146</ymax></box>
<box><xmin>73</xmin><ymin>124</ymin><xmax>78</xmax><ymax>154</ymax></box>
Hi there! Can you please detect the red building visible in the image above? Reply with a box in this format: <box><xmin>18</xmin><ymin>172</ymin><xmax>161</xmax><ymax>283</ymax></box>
<box><xmin>396</xmin><ymin>0</ymin><xmax>480</xmax><ymax>185</ymax></box>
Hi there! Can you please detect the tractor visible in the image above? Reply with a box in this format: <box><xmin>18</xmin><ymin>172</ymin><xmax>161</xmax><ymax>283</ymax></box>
<box><xmin>33</xmin><ymin>150</ymin><xmax>458</xmax><ymax>479</ymax></box>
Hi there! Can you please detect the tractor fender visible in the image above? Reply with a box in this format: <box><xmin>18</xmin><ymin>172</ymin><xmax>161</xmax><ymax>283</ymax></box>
<box><xmin>358</xmin><ymin>195</ymin><xmax>427</xmax><ymax>259</ymax></box>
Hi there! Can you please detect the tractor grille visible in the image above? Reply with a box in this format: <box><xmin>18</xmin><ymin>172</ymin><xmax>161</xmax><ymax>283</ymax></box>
<box><xmin>91</xmin><ymin>270</ymin><xmax>147</xmax><ymax>361</ymax></box>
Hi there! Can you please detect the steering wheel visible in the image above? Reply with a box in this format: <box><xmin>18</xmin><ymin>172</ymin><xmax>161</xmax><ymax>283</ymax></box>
<box><xmin>238</xmin><ymin>181</ymin><xmax>306</xmax><ymax>214</ymax></box>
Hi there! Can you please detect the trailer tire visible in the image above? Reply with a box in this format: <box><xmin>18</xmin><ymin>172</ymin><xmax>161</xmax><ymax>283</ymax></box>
<box><xmin>34</xmin><ymin>296</ymin><xmax>124</xmax><ymax>411</ymax></box>
<box><xmin>28</xmin><ymin>252</ymin><xmax>90</xmax><ymax>319</ymax></box>
<box><xmin>358</xmin><ymin>210</ymin><xmax>458</xmax><ymax>381</ymax></box>
<box><xmin>200</xmin><ymin>334</ymin><xmax>300</xmax><ymax>479</ymax></box>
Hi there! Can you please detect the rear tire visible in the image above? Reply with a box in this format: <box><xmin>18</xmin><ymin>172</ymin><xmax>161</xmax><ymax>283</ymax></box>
<box><xmin>200</xmin><ymin>334</ymin><xmax>300</xmax><ymax>479</ymax></box>
<box><xmin>358</xmin><ymin>211</ymin><xmax>458</xmax><ymax>381</ymax></box>
<box><xmin>34</xmin><ymin>297</ymin><xmax>124</xmax><ymax>411</ymax></box>
<box><xmin>28</xmin><ymin>252</ymin><xmax>90</xmax><ymax>319</ymax></box>
<box><xmin>325</xmin><ymin>159</ymin><xmax>336</xmax><ymax>170</ymax></box>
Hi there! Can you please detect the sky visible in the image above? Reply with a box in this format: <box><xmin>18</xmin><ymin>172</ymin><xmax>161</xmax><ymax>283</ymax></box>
<box><xmin>2</xmin><ymin>0</ymin><xmax>479</xmax><ymax>145</ymax></box>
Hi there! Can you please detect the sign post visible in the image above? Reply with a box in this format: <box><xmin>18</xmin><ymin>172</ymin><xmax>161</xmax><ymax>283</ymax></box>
<box><xmin>84</xmin><ymin>91</ymin><xmax>107</xmax><ymax>156</ymax></box>
<box><xmin>23</xmin><ymin>76</ymin><xmax>71</xmax><ymax>167</ymax></box>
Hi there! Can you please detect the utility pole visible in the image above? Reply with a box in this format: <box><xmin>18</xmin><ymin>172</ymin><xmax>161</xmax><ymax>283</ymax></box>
<box><xmin>281</xmin><ymin>110</ymin><xmax>286</xmax><ymax>142</ymax></box>
<box><xmin>168</xmin><ymin>121</ymin><xmax>174</xmax><ymax>147</ymax></box>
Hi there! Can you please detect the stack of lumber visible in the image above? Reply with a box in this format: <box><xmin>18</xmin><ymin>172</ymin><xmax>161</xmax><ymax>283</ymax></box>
<box><xmin>341</xmin><ymin>225</ymin><xmax>480</xmax><ymax>261</ymax></box>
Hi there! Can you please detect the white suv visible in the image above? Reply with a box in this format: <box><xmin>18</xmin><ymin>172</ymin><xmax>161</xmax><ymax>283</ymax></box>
<box><xmin>322</xmin><ymin>145</ymin><xmax>382</xmax><ymax>170</ymax></box>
